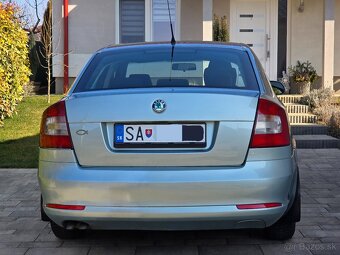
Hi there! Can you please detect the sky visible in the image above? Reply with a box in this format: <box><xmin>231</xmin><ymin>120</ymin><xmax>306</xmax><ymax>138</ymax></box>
<box><xmin>11</xmin><ymin>0</ymin><xmax>48</xmax><ymax>27</ymax></box>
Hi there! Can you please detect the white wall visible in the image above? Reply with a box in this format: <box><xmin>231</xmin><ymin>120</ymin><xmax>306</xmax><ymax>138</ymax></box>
<box><xmin>52</xmin><ymin>0</ymin><xmax>116</xmax><ymax>80</ymax></box>
<box><xmin>180</xmin><ymin>0</ymin><xmax>203</xmax><ymax>40</ymax></box>
<box><xmin>334</xmin><ymin>0</ymin><xmax>340</xmax><ymax>76</ymax></box>
<box><xmin>288</xmin><ymin>0</ymin><xmax>324</xmax><ymax>75</ymax></box>
<box><xmin>213</xmin><ymin>0</ymin><xmax>230</xmax><ymax>27</ymax></box>
<box><xmin>52</xmin><ymin>0</ymin><xmax>340</xmax><ymax>92</ymax></box>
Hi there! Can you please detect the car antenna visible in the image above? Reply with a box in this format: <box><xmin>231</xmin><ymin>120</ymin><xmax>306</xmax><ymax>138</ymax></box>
<box><xmin>167</xmin><ymin>0</ymin><xmax>176</xmax><ymax>45</ymax></box>
<box><xmin>166</xmin><ymin>0</ymin><xmax>176</xmax><ymax>81</ymax></box>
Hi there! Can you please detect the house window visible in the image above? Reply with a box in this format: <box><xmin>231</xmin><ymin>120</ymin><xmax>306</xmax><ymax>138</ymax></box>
<box><xmin>152</xmin><ymin>0</ymin><xmax>176</xmax><ymax>41</ymax></box>
<box><xmin>120</xmin><ymin>0</ymin><xmax>145</xmax><ymax>43</ymax></box>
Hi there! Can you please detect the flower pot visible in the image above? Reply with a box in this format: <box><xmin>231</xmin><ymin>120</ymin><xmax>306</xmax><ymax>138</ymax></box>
<box><xmin>290</xmin><ymin>81</ymin><xmax>311</xmax><ymax>94</ymax></box>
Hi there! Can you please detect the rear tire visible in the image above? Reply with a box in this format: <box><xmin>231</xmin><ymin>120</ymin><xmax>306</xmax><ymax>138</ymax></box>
<box><xmin>40</xmin><ymin>195</ymin><xmax>50</xmax><ymax>222</ymax></box>
<box><xmin>265</xmin><ymin>221</ymin><xmax>296</xmax><ymax>240</ymax></box>
<box><xmin>265</xmin><ymin>171</ymin><xmax>300</xmax><ymax>240</ymax></box>
<box><xmin>50</xmin><ymin>221</ymin><xmax>82</xmax><ymax>240</ymax></box>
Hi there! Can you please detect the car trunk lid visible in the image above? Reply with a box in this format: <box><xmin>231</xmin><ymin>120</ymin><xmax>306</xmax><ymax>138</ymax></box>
<box><xmin>66</xmin><ymin>89</ymin><xmax>258</xmax><ymax>167</ymax></box>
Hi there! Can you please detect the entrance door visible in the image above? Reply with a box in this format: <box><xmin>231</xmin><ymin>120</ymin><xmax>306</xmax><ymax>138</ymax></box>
<box><xmin>230</xmin><ymin>0</ymin><xmax>278</xmax><ymax>80</ymax></box>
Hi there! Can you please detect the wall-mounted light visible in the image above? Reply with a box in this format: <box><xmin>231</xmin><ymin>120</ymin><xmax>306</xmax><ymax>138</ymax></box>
<box><xmin>298</xmin><ymin>0</ymin><xmax>305</xmax><ymax>13</ymax></box>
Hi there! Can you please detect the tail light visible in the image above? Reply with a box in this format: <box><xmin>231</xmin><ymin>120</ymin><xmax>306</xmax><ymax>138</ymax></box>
<box><xmin>250</xmin><ymin>98</ymin><xmax>290</xmax><ymax>148</ymax></box>
<box><xmin>40</xmin><ymin>100</ymin><xmax>73</xmax><ymax>149</ymax></box>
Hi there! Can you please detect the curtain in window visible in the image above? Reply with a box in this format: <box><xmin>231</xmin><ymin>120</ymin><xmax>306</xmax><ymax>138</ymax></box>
<box><xmin>120</xmin><ymin>0</ymin><xmax>145</xmax><ymax>43</ymax></box>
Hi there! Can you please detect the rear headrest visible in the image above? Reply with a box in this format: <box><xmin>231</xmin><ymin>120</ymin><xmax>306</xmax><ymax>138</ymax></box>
<box><xmin>157</xmin><ymin>79</ymin><xmax>189</xmax><ymax>87</ymax></box>
<box><xmin>128</xmin><ymin>74</ymin><xmax>152</xmax><ymax>86</ymax></box>
<box><xmin>204</xmin><ymin>61</ymin><xmax>237</xmax><ymax>88</ymax></box>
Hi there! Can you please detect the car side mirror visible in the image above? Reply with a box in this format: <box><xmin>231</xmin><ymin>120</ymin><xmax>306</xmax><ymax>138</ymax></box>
<box><xmin>270</xmin><ymin>81</ymin><xmax>285</xmax><ymax>95</ymax></box>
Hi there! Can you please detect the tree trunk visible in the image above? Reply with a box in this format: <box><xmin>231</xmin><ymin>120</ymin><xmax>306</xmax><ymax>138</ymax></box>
<box><xmin>47</xmin><ymin>59</ymin><xmax>51</xmax><ymax>103</ymax></box>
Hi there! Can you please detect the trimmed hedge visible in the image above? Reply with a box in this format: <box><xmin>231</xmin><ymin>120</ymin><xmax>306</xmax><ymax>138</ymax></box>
<box><xmin>0</xmin><ymin>3</ymin><xmax>30</xmax><ymax>126</ymax></box>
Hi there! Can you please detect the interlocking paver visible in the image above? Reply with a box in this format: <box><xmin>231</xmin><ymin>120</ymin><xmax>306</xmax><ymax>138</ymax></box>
<box><xmin>260</xmin><ymin>244</ymin><xmax>313</xmax><ymax>255</ymax></box>
<box><xmin>88</xmin><ymin>247</ymin><xmax>136</xmax><ymax>255</ymax></box>
<box><xmin>18</xmin><ymin>241</ymin><xmax>63</xmax><ymax>248</ymax></box>
<box><xmin>320</xmin><ymin>225</ymin><xmax>340</xmax><ymax>230</ymax></box>
<box><xmin>0</xmin><ymin>232</ymin><xmax>39</xmax><ymax>243</ymax></box>
<box><xmin>300</xmin><ymin>230</ymin><xmax>340</xmax><ymax>238</ymax></box>
<box><xmin>307</xmin><ymin>243</ymin><xmax>340</xmax><ymax>255</ymax></box>
<box><xmin>25</xmin><ymin>247</ymin><xmax>89</xmax><ymax>255</ymax></box>
<box><xmin>0</xmin><ymin>242</ymin><xmax>21</xmax><ymax>248</ymax></box>
<box><xmin>0</xmin><ymin>248</ymin><xmax>28</xmax><ymax>255</ymax></box>
<box><xmin>0</xmin><ymin>149</ymin><xmax>339</xmax><ymax>254</ymax></box>
<box><xmin>136</xmin><ymin>246</ymin><xmax>198</xmax><ymax>255</ymax></box>
<box><xmin>199</xmin><ymin>245</ymin><xmax>263</xmax><ymax>255</ymax></box>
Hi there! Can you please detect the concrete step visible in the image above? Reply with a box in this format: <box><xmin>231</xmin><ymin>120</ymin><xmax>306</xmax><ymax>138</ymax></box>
<box><xmin>294</xmin><ymin>135</ymin><xmax>340</xmax><ymax>149</ymax></box>
<box><xmin>291</xmin><ymin>124</ymin><xmax>328</xmax><ymax>135</ymax></box>
<box><xmin>289</xmin><ymin>113</ymin><xmax>318</xmax><ymax>124</ymax></box>
<box><xmin>285</xmin><ymin>103</ymin><xmax>309</xmax><ymax>114</ymax></box>
<box><xmin>278</xmin><ymin>95</ymin><xmax>303</xmax><ymax>104</ymax></box>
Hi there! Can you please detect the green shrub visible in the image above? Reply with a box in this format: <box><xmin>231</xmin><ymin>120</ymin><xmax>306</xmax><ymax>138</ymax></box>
<box><xmin>213</xmin><ymin>15</ymin><xmax>229</xmax><ymax>42</ymax></box>
<box><xmin>314</xmin><ymin>104</ymin><xmax>340</xmax><ymax>138</ymax></box>
<box><xmin>329</xmin><ymin>112</ymin><xmax>340</xmax><ymax>139</ymax></box>
<box><xmin>0</xmin><ymin>3</ymin><xmax>30</xmax><ymax>126</ymax></box>
<box><xmin>300</xmin><ymin>88</ymin><xmax>334</xmax><ymax>110</ymax></box>
<box><xmin>301</xmin><ymin>89</ymin><xmax>340</xmax><ymax>138</ymax></box>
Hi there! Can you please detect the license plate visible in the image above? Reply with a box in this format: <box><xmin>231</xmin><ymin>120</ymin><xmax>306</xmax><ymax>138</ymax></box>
<box><xmin>114</xmin><ymin>124</ymin><xmax>206</xmax><ymax>148</ymax></box>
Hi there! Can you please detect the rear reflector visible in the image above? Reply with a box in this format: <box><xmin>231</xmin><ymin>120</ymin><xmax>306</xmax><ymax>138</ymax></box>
<box><xmin>46</xmin><ymin>204</ymin><xmax>86</xmax><ymax>211</ymax></box>
<box><xmin>40</xmin><ymin>100</ymin><xmax>73</xmax><ymax>149</ymax></box>
<box><xmin>250</xmin><ymin>98</ymin><xmax>290</xmax><ymax>148</ymax></box>
<box><xmin>236</xmin><ymin>203</ymin><xmax>282</xmax><ymax>210</ymax></box>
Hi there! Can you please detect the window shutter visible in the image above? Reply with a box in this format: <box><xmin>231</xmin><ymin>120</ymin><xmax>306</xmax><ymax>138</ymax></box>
<box><xmin>120</xmin><ymin>0</ymin><xmax>145</xmax><ymax>43</ymax></box>
<box><xmin>153</xmin><ymin>0</ymin><xmax>176</xmax><ymax>22</ymax></box>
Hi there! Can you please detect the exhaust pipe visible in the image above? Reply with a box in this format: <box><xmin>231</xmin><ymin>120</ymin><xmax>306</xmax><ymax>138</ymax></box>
<box><xmin>64</xmin><ymin>221</ymin><xmax>89</xmax><ymax>230</ymax></box>
<box><xmin>65</xmin><ymin>222</ymin><xmax>76</xmax><ymax>230</ymax></box>
<box><xmin>76</xmin><ymin>222</ymin><xmax>89</xmax><ymax>230</ymax></box>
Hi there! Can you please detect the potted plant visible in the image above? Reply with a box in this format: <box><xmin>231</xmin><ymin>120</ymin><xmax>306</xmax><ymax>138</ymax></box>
<box><xmin>289</xmin><ymin>61</ymin><xmax>317</xmax><ymax>94</ymax></box>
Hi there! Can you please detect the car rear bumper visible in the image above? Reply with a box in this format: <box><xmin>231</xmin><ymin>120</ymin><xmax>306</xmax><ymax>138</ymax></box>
<box><xmin>44</xmin><ymin>204</ymin><xmax>286</xmax><ymax>230</ymax></box>
<box><xmin>38</xmin><ymin>147</ymin><xmax>297</xmax><ymax>230</ymax></box>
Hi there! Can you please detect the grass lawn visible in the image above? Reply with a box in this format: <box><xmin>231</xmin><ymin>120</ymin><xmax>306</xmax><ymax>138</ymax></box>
<box><xmin>0</xmin><ymin>95</ymin><xmax>63</xmax><ymax>168</ymax></box>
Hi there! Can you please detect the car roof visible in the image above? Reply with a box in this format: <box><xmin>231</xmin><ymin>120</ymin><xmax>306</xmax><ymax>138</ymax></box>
<box><xmin>97</xmin><ymin>41</ymin><xmax>250</xmax><ymax>54</ymax></box>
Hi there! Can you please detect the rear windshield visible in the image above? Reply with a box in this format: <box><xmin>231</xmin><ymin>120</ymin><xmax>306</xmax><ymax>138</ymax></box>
<box><xmin>74</xmin><ymin>45</ymin><xmax>259</xmax><ymax>92</ymax></box>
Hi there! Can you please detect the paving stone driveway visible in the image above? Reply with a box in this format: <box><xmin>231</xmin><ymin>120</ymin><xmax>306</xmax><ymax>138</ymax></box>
<box><xmin>0</xmin><ymin>149</ymin><xmax>340</xmax><ymax>255</ymax></box>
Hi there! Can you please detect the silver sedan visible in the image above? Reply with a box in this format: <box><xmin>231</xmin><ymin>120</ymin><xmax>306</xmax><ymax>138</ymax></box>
<box><xmin>39</xmin><ymin>42</ymin><xmax>300</xmax><ymax>240</ymax></box>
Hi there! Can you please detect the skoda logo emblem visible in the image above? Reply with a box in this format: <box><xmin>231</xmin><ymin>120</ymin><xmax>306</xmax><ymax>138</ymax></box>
<box><xmin>152</xmin><ymin>99</ymin><xmax>166</xmax><ymax>113</ymax></box>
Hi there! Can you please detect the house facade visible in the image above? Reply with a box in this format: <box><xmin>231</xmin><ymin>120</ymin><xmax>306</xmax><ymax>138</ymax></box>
<box><xmin>52</xmin><ymin>0</ymin><xmax>340</xmax><ymax>94</ymax></box>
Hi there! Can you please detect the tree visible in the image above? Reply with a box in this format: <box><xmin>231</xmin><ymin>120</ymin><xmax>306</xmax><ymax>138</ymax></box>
<box><xmin>213</xmin><ymin>15</ymin><xmax>220</xmax><ymax>42</ymax></box>
<box><xmin>213</xmin><ymin>15</ymin><xmax>229</xmax><ymax>42</ymax></box>
<box><xmin>0</xmin><ymin>2</ymin><xmax>30</xmax><ymax>126</ymax></box>
<box><xmin>27</xmin><ymin>0</ymin><xmax>41</xmax><ymax>35</ymax></box>
<box><xmin>40</xmin><ymin>0</ymin><xmax>52</xmax><ymax>102</ymax></box>
<box><xmin>220</xmin><ymin>16</ymin><xmax>229</xmax><ymax>42</ymax></box>
<box><xmin>39</xmin><ymin>0</ymin><xmax>68</xmax><ymax>102</ymax></box>
<box><xmin>16</xmin><ymin>0</ymin><xmax>46</xmax><ymax>35</ymax></box>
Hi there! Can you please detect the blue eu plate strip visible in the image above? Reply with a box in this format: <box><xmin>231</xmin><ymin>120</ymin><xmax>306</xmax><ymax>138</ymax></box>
<box><xmin>115</xmin><ymin>124</ymin><xmax>124</xmax><ymax>143</ymax></box>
